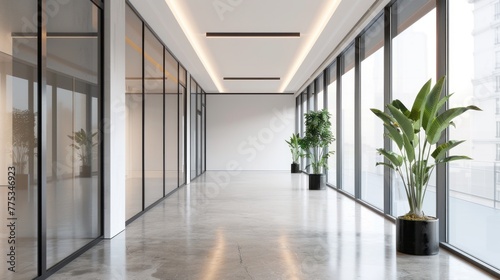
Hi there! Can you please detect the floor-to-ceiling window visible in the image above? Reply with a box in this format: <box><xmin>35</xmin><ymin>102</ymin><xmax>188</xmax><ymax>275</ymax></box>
<box><xmin>449</xmin><ymin>0</ymin><xmax>500</xmax><ymax>269</ymax></box>
<box><xmin>360</xmin><ymin>15</ymin><xmax>384</xmax><ymax>209</ymax></box>
<box><xmin>317</xmin><ymin>73</ymin><xmax>325</xmax><ymax>110</ymax></box>
<box><xmin>341</xmin><ymin>45</ymin><xmax>355</xmax><ymax>195</ymax></box>
<box><xmin>327</xmin><ymin>63</ymin><xmax>337</xmax><ymax>186</ymax></box>
<box><xmin>391</xmin><ymin>0</ymin><xmax>436</xmax><ymax>217</ymax></box>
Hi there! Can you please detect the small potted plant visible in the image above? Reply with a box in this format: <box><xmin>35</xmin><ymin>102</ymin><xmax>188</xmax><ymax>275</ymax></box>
<box><xmin>68</xmin><ymin>128</ymin><xmax>98</xmax><ymax>177</ymax></box>
<box><xmin>285</xmin><ymin>133</ymin><xmax>303</xmax><ymax>173</ymax></box>
<box><xmin>299</xmin><ymin>109</ymin><xmax>335</xmax><ymax>190</ymax></box>
<box><xmin>371</xmin><ymin>76</ymin><xmax>480</xmax><ymax>255</ymax></box>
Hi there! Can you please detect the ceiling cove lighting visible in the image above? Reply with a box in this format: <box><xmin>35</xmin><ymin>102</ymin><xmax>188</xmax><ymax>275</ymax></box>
<box><xmin>279</xmin><ymin>0</ymin><xmax>342</xmax><ymax>93</ymax></box>
<box><xmin>164</xmin><ymin>0</ymin><xmax>225</xmax><ymax>92</ymax></box>
<box><xmin>223</xmin><ymin>77</ymin><xmax>281</xmax><ymax>81</ymax></box>
<box><xmin>206</xmin><ymin>32</ymin><xmax>300</xmax><ymax>38</ymax></box>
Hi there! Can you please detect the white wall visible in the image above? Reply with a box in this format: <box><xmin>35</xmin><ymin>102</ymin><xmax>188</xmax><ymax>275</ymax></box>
<box><xmin>207</xmin><ymin>95</ymin><xmax>295</xmax><ymax>171</ymax></box>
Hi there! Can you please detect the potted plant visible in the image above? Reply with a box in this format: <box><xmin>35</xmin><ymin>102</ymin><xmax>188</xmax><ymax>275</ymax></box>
<box><xmin>68</xmin><ymin>128</ymin><xmax>98</xmax><ymax>177</ymax></box>
<box><xmin>12</xmin><ymin>109</ymin><xmax>36</xmax><ymax>189</ymax></box>
<box><xmin>299</xmin><ymin>109</ymin><xmax>335</xmax><ymax>190</ymax></box>
<box><xmin>370</xmin><ymin>76</ymin><xmax>480</xmax><ymax>255</ymax></box>
<box><xmin>285</xmin><ymin>133</ymin><xmax>303</xmax><ymax>173</ymax></box>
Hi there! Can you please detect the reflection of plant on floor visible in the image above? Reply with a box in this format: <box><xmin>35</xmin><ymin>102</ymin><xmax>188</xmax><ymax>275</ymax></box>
<box><xmin>68</xmin><ymin>128</ymin><xmax>98</xmax><ymax>168</ymax></box>
<box><xmin>12</xmin><ymin>109</ymin><xmax>36</xmax><ymax>174</ymax></box>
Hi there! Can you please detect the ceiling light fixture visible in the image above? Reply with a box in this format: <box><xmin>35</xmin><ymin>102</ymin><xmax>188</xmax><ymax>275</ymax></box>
<box><xmin>223</xmin><ymin>77</ymin><xmax>281</xmax><ymax>81</ymax></box>
<box><xmin>206</xmin><ymin>32</ymin><xmax>300</xmax><ymax>38</ymax></box>
<box><xmin>279</xmin><ymin>0</ymin><xmax>342</xmax><ymax>93</ymax></box>
<box><xmin>164</xmin><ymin>0</ymin><xmax>225</xmax><ymax>92</ymax></box>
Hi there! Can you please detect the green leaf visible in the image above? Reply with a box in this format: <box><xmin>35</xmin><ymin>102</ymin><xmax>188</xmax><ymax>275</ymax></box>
<box><xmin>438</xmin><ymin>155</ymin><xmax>472</xmax><ymax>164</ymax></box>
<box><xmin>402</xmin><ymin>134</ymin><xmax>415</xmax><ymax>162</ymax></box>
<box><xmin>384</xmin><ymin>123</ymin><xmax>403</xmax><ymax>150</ymax></box>
<box><xmin>392</xmin><ymin>99</ymin><xmax>410</xmax><ymax>117</ymax></box>
<box><xmin>422</xmin><ymin>76</ymin><xmax>445</xmax><ymax>131</ymax></box>
<box><xmin>427</xmin><ymin>105</ymin><xmax>482</xmax><ymax>144</ymax></box>
<box><xmin>431</xmin><ymin>140</ymin><xmax>466</xmax><ymax>161</ymax></box>
<box><xmin>371</xmin><ymin>108</ymin><xmax>394</xmax><ymax>125</ymax></box>
<box><xmin>376</xmin><ymin>148</ymin><xmax>403</xmax><ymax>167</ymax></box>
<box><xmin>409</xmin><ymin>79</ymin><xmax>431</xmax><ymax>121</ymax></box>
<box><xmin>388</xmin><ymin>104</ymin><xmax>414</xmax><ymax>144</ymax></box>
<box><xmin>376</xmin><ymin>162</ymin><xmax>396</xmax><ymax>170</ymax></box>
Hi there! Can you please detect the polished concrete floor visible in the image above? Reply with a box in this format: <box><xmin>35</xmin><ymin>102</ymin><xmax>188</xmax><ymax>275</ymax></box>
<box><xmin>49</xmin><ymin>171</ymin><xmax>496</xmax><ymax>280</ymax></box>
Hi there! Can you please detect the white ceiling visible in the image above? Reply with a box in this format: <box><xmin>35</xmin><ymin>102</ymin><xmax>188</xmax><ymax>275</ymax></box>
<box><xmin>129</xmin><ymin>0</ymin><xmax>389</xmax><ymax>94</ymax></box>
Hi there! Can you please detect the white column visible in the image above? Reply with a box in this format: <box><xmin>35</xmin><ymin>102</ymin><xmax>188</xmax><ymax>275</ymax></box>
<box><xmin>103</xmin><ymin>0</ymin><xmax>126</xmax><ymax>238</ymax></box>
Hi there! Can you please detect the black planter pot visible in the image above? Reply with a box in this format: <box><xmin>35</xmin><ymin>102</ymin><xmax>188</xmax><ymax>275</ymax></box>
<box><xmin>396</xmin><ymin>216</ymin><xmax>439</xmax><ymax>255</ymax></box>
<box><xmin>308</xmin><ymin>174</ymin><xmax>326</xmax><ymax>190</ymax></box>
<box><xmin>291</xmin><ymin>163</ymin><xmax>301</xmax><ymax>173</ymax></box>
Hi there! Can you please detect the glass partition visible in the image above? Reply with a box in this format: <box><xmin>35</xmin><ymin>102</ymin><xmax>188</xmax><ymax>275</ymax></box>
<box><xmin>0</xmin><ymin>2</ymin><xmax>38</xmax><ymax>278</ymax></box>
<box><xmin>46</xmin><ymin>0</ymin><xmax>101</xmax><ymax>267</ymax></box>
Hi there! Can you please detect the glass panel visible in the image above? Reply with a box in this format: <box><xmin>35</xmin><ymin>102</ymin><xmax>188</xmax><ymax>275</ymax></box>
<box><xmin>341</xmin><ymin>45</ymin><xmax>355</xmax><ymax>195</ymax></box>
<box><xmin>202</xmin><ymin>91</ymin><xmax>206</xmax><ymax>173</ymax></box>
<box><xmin>317</xmin><ymin>74</ymin><xmax>324</xmax><ymax>110</ymax></box>
<box><xmin>449</xmin><ymin>0</ymin><xmax>500</xmax><ymax>269</ymax></box>
<box><xmin>179</xmin><ymin>84</ymin><xmax>186</xmax><ymax>186</ymax></box>
<box><xmin>301</xmin><ymin>92</ymin><xmax>307</xmax><ymax>171</ymax></box>
<box><xmin>360</xmin><ymin>15</ymin><xmax>384</xmax><ymax>209</ymax></box>
<box><xmin>391</xmin><ymin>1</ymin><xmax>436</xmax><ymax>217</ymax></box>
<box><xmin>144</xmin><ymin>28</ymin><xmax>164</xmax><ymax>207</ymax></box>
<box><xmin>125</xmin><ymin>5</ymin><xmax>143</xmax><ymax>220</ymax></box>
<box><xmin>46</xmin><ymin>0</ymin><xmax>101</xmax><ymax>267</ymax></box>
<box><xmin>0</xmin><ymin>2</ymin><xmax>38</xmax><ymax>278</ymax></box>
<box><xmin>165</xmin><ymin>50</ymin><xmax>178</xmax><ymax>194</ymax></box>
<box><xmin>327</xmin><ymin>63</ymin><xmax>337</xmax><ymax>186</ymax></box>
<box><xmin>190</xmin><ymin>79</ymin><xmax>197</xmax><ymax>180</ymax></box>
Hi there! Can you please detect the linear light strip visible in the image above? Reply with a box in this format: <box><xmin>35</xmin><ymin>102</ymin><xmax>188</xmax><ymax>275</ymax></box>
<box><xmin>164</xmin><ymin>0</ymin><xmax>224</xmax><ymax>92</ymax></box>
<box><xmin>206</xmin><ymin>32</ymin><xmax>300</xmax><ymax>38</ymax></box>
<box><xmin>279</xmin><ymin>0</ymin><xmax>342</xmax><ymax>93</ymax></box>
<box><xmin>223</xmin><ymin>77</ymin><xmax>280</xmax><ymax>81</ymax></box>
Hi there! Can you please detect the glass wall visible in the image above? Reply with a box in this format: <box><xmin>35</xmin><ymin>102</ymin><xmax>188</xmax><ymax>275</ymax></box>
<box><xmin>1</xmin><ymin>0</ymin><xmax>102</xmax><ymax>278</ymax></box>
<box><xmin>341</xmin><ymin>45</ymin><xmax>355</xmax><ymax>195</ymax></box>
<box><xmin>391</xmin><ymin>0</ymin><xmax>436</xmax><ymax>217</ymax></box>
<box><xmin>0</xmin><ymin>2</ymin><xmax>38</xmax><ymax>278</ymax></box>
<box><xmin>190</xmin><ymin>79</ymin><xmax>206</xmax><ymax>180</ymax></box>
<box><xmin>327</xmin><ymin>63</ymin><xmax>337</xmax><ymax>186</ymax></box>
<box><xmin>144</xmin><ymin>28</ymin><xmax>164</xmax><ymax>207</ymax></box>
<box><xmin>449</xmin><ymin>0</ymin><xmax>500</xmax><ymax>269</ymax></box>
<box><xmin>190</xmin><ymin>79</ymin><xmax>197</xmax><ymax>180</ymax></box>
<box><xmin>360</xmin><ymin>15</ymin><xmax>384</xmax><ymax>209</ymax></box>
<box><xmin>46</xmin><ymin>0</ymin><xmax>102</xmax><ymax>267</ymax></box>
<box><xmin>179</xmin><ymin>66</ymin><xmax>187</xmax><ymax>186</ymax></box>
<box><xmin>296</xmin><ymin>0</ymin><xmax>500</xmax><ymax>275</ymax></box>
<box><xmin>125</xmin><ymin>5</ymin><xmax>143</xmax><ymax>220</ymax></box>
<box><xmin>165</xmin><ymin>51</ymin><xmax>178</xmax><ymax>194</ymax></box>
<box><xmin>124</xmin><ymin>5</ymin><xmax>197</xmax><ymax>222</ymax></box>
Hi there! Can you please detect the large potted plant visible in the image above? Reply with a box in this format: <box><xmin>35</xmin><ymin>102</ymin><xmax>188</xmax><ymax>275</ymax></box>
<box><xmin>371</xmin><ymin>77</ymin><xmax>480</xmax><ymax>255</ymax></box>
<box><xmin>299</xmin><ymin>109</ymin><xmax>335</xmax><ymax>190</ymax></box>
<box><xmin>68</xmin><ymin>128</ymin><xmax>98</xmax><ymax>177</ymax></box>
<box><xmin>285</xmin><ymin>133</ymin><xmax>303</xmax><ymax>173</ymax></box>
